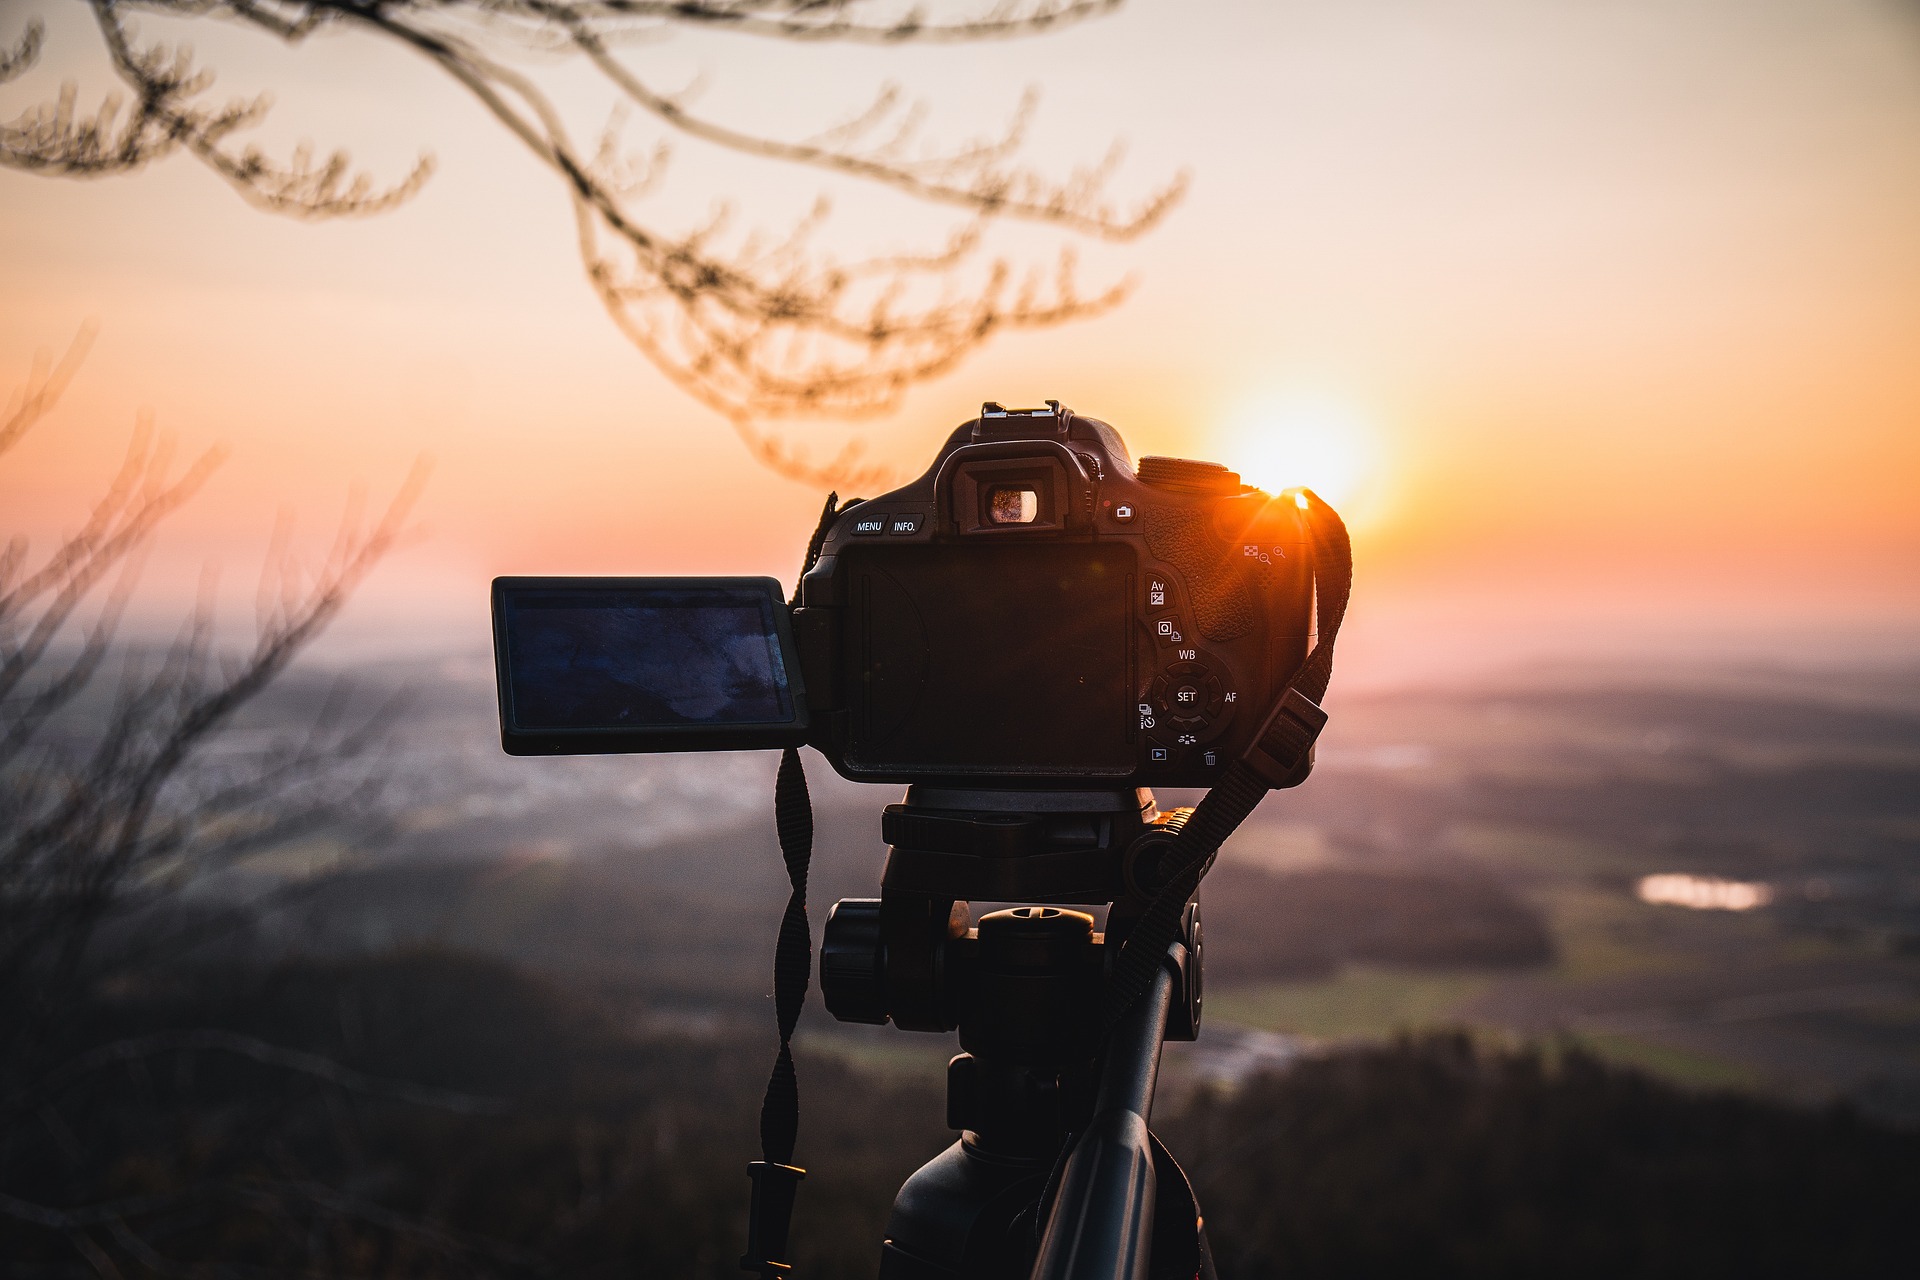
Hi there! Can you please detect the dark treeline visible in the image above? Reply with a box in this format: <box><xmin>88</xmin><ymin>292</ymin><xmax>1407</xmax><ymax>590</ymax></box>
<box><xmin>1171</xmin><ymin>1035</ymin><xmax>1920</xmax><ymax>1280</ymax></box>
<box><xmin>5</xmin><ymin>948</ymin><xmax>1914</xmax><ymax>1277</ymax></box>
<box><xmin>258</xmin><ymin>848</ymin><xmax>1556</xmax><ymax>1008</ymax></box>
<box><xmin>1198</xmin><ymin>864</ymin><xmax>1555</xmax><ymax>980</ymax></box>
<box><xmin>1</xmin><ymin>951</ymin><xmax>947</xmax><ymax>1278</ymax></box>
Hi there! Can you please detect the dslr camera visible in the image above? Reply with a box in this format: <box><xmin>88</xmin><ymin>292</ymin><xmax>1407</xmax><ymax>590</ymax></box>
<box><xmin>490</xmin><ymin>400</ymin><xmax>1347</xmax><ymax>1278</ymax></box>
<box><xmin>493</xmin><ymin>400</ymin><xmax>1318</xmax><ymax>790</ymax></box>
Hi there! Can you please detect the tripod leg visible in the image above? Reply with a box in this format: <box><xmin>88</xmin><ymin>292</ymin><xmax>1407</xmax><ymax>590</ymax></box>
<box><xmin>1147</xmin><ymin>1131</ymin><xmax>1206</xmax><ymax>1280</ymax></box>
<box><xmin>879</xmin><ymin>1138</ymin><xmax>1050</xmax><ymax>1278</ymax></box>
<box><xmin>1197</xmin><ymin>1227</ymin><xmax>1218</xmax><ymax>1280</ymax></box>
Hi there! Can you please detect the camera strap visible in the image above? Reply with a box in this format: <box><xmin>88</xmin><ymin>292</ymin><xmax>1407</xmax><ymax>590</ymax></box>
<box><xmin>1103</xmin><ymin>488</ymin><xmax>1353</xmax><ymax>1032</ymax></box>
<box><xmin>741</xmin><ymin>746</ymin><xmax>814</xmax><ymax>1276</ymax></box>
<box><xmin>742</xmin><ymin>493</ymin><xmax>848</xmax><ymax>1276</ymax></box>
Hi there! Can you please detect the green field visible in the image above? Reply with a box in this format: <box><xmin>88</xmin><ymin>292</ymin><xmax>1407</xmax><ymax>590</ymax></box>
<box><xmin>1208</xmin><ymin>966</ymin><xmax>1491</xmax><ymax>1039</ymax></box>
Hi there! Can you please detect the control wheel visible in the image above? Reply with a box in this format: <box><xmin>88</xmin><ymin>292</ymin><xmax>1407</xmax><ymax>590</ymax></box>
<box><xmin>1139</xmin><ymin>649</ymin><xmax>1240</xmax><ymax>771</ymax></box>
<box><xmin>820</xmin><ymin>898</ymin><xmax>887</xmax><ymax>1024</ymax></box>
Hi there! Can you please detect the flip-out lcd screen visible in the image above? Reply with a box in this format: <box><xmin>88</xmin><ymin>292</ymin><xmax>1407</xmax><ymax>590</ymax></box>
<box><xmin>492</xmin><ymin>577</ymin><xmax>806</xmax><ymax>754</ymax></box>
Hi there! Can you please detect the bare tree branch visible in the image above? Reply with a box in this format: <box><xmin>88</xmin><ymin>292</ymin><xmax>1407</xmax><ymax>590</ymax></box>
<box><xmin>0</xmin><ymin>331</ymin><xmax>425</xmax><ymax>1025</ymax></box>
<box><xmin>0</xmin><ymin>319</ymin><xmax>94</xmax><ymax>460</ymax></box>
<box><xmin>543</xmin><ymin>0</ymin><xmax>1128</xmax><ymax>45</ymax></box>
<box><xmin>0</xmin><ymin>3</ymin><xmax>433</xmax><ymax>217</ymax></box>
<box><xmin>0</xmin><ymin>19</ymin><xmax>45</xmax><ymax>85</ymax></box>
<box><xmin>2</xmin><ymin>1</ymin><xmax>1184</xmax><ymax>479</ymax></box>
<box><xmin>0</xmin><ymin>416</ymin><xmax>227</xmax><ymax>720</ymax></box>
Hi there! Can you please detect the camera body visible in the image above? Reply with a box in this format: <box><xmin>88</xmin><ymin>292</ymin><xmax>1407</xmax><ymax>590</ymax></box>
<box><xmin>491</xmin><ymin>400</ymin><xmax>1317</xmax><ymax>790</ymax></box>
<box><xmin>789</xmin><ymin>401</ymin><xmax>1313</xmax><ymax>788</ymax></box>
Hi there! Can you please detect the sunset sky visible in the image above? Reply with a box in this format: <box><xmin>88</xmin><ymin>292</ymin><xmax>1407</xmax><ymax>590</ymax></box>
<box><xmin>4</xmin><ymin>0</ymin><xmax>1917</xmax><ymax>687</ymax></box>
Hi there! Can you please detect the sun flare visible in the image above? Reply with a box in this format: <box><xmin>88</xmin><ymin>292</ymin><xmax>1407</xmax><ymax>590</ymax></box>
<box><xmin>1215</xmin><ymin>395</ymin><xmax>1386</xmax><ymax>522</ymax></box>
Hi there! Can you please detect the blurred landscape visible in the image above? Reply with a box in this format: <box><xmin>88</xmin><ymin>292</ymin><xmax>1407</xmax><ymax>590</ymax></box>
<box><xmin>6</xmin><ymin>0</ymin><xmax>1919</xmax><ymax>1270</ymax></box>
<box><xmin>225</xmin><ymin>653</ymin><xmax>1920</xmax><ymax>1122</ymax></box>
<box><xmin>9</xmin><ymin>650</ymin><xmax>1919</xmax><ymax>1276</ymax></box>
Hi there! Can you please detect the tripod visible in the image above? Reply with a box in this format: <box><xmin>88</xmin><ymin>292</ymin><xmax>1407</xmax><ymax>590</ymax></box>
<box><xmin>819</xmin><ymin>786</ymin><xmax>1215</xmax><ymax>1280</ymax></box>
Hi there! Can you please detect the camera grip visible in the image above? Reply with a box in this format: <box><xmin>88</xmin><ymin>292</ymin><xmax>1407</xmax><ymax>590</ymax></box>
<box><xmin>1140</xmin><ymin>506</ymin><xmax>1260</xmax><ymax>643</ymax></box>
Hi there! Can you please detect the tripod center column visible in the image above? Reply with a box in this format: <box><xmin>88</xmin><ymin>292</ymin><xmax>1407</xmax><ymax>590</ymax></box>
<box><xmin>951</xmin><ymin>906</ymin><xmax>1102</xmax><ymax>1156</ymax></box>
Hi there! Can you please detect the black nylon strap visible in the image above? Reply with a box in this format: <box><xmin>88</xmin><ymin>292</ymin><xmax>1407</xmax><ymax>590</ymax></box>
<box><xmin>1104</xmin><ymin>489</ymin><xmax>1353</xmax><ymax>1030</ymax></box>
<box><xmin>742</xmin><ymin>494</ymin><xmax>847</xmax><ymax>1275</ymax></box>
<box><xmin>742</xmin><ymin>748</ymin><xmax>814</xmax><ymax>1275</ymax></box>
<box><xmin>759</xmin><ymin>746</ymin><xmax>815</xmax><ymax>1161</ymax></box>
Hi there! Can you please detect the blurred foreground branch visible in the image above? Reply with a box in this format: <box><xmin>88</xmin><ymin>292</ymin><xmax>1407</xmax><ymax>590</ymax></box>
<box><xmin>1</xmin><ymin>2</ymin><xmax>1184</xmax><ymax>481</ymax></box>
<box><xmin>0</xmin><ymin>328</ymin><xmax>425</xmax><ymax>1040</ymax></box>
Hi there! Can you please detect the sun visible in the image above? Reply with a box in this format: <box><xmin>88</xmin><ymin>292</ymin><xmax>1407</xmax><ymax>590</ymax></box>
<box><xmin>1214</xmin><ymin>394</ymin><xmax>1386</xmax><ymax>521</ymax></box>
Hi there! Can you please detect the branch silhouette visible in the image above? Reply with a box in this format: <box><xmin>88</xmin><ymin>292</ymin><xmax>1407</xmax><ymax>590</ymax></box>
<box><xmin>0</xmin><ymin>329</ymin><xmax>425</xmax><ymax>1028</ymax></box>
<box><xmin>1</xmin><ymin>2</ymin><xmax>1185</xmax><ymax>480</ymax></box>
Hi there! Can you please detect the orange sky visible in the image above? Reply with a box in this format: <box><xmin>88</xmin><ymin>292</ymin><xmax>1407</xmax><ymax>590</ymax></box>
<box><xmin>4</xmin><ymin>0</ymin><xmax>1918</xmax><ymax>685</ymax></box>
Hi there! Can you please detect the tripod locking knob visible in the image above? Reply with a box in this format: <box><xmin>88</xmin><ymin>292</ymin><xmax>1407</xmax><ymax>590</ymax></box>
<box><xmin>821</xmin><ymin>898</ymin><xmax>888</xmax><ymax>1024</ymax></box>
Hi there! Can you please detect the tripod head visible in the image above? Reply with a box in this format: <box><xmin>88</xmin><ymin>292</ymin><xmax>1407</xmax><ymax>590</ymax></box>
<box><xmin>819</xmin><ymin>788</ymin><xmax>1207</xmax><ymax>1278</ymax></box>
<box><xmin>822</xmin><ymin>786</ymin><xmax>1202</xmax><ymax>1031</ymax></box>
